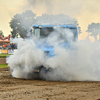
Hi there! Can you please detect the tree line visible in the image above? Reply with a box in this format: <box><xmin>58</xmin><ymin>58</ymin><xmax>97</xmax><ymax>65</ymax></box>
<box><xmin>1</xmin><ymin>10</ymin><xmax>100</xmax><ymax>41</ymax></box>
<box><xmin>9</xmin><ymin>10</ymin><xmax>82</xmax><ymax>38</ymax></box>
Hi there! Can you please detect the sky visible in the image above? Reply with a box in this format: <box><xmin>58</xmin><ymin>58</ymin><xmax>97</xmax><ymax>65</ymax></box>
<box><xmin>0</xmin><ymin>0</ymin><xmax>100</xmax><ymax>41</ymax></box>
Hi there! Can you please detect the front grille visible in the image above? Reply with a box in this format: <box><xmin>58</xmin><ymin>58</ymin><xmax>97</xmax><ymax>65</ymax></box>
<box><xmin>44</xmin><ymin>51</ymin><xmax>49</xmax><ymax>56</ymax></box>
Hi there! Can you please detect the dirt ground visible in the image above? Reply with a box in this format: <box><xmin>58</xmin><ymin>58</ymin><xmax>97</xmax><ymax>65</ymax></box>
<box><xmin>0</xmin><ymin>57</ymin><xmax>7</xmax><ymax>64</ymax></box>
<box><xmin>0</xmin><ymin>68</ymin><xmax>100</xmax><ymax>100</ymax></box>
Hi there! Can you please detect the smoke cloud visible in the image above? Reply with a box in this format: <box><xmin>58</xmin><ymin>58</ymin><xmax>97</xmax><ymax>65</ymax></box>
<box><xmin>6</xmin><ymin>0</ymin><xmax>100</xmax><ymax>81</ymax></box>
<box><xmin>6</xmin><ymin>28</ymin><xmax>100</xmax><ymax>81</ymax></box>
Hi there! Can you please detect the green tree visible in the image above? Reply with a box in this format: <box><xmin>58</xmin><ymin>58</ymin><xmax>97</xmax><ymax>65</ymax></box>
<box><xmin>9</xmin><ymin>10</ymin><xmax>36</xmax><ymax>38</ymax></box>
<box><xmin>36</xmin><ymin>14</ymin><xmax>81</xmax><ymax>34</ymax></box>
<box><xmin>0</xmin><ymin>30</ymin><xmax>4</xmax><ymax>37</ymax></box>
<box><xmin>86</xmin><ymin>23</ymin><xmax>100</xmax><ymax>41</ymax></box>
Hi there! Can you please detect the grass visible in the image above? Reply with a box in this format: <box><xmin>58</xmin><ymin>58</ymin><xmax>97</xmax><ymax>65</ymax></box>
<box><xmin>0</xmin><ymin>54</ymin><xmax>11</xmax><ymax>57</ymax></box>
<box><xmin>0</xmin><ymin>64</ymin><xmax>9</xmax><ymax>68</ymax></box>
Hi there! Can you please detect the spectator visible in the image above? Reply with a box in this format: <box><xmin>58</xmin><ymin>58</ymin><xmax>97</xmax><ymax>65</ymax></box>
<box><xmin>8</xmin><ymin>44</ymin><xmax>11</xmax><ymax>49</ymax></box>
<box><xmin>3</xmin><ymin>44</ymin><xmax>6</xmax><ymax>48</ymax></box>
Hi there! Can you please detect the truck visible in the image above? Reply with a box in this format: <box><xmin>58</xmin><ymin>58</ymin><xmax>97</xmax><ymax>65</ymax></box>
<box><xmin>30</xmin><ymin>24</ymin><xmax>78</xmax><ymax>79</ymax></box>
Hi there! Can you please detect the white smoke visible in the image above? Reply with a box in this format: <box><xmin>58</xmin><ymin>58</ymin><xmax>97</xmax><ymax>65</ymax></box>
<box><xmin>6</xmin><ymin>28</ymin><xmax>100</xmax><ymax>81</ymax></box>
<box><xmin>44</xmin><ymin>40</ymin><xmax>100</xmax><ymax>81</ymax></box>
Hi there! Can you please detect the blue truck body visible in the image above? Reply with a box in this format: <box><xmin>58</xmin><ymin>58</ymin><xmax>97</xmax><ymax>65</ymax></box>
<box><xmin>30</xmin><ymin>24</ymin><xmax>78</xmax><ymax>79</ymax></box>
<box><xmin>32</xmin><ymin>24</ymin><xmax>78</xmax><ymax>57</ymax></box>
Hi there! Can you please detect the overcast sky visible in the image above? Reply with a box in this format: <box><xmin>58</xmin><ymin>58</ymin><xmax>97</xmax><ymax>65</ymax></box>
<box><xmin>0</xmin><ymin>0</ymin><xmax>100</xmax><ymax>40</ymax></box>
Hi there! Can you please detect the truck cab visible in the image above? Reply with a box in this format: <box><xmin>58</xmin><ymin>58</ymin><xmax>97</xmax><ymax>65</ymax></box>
<box><xmin>30</xmin><ymin>24</ymin><xmax>78</xmax><ymax>79</ymax></box>
<box><xmin>31</xmin><ymin>24</ymin><xmax>78</xmax><ymax>56</ymax></box>
<box><xmin>31</xmin><ymin>24</ymin><xmax>78</xmax><ymax>41</ymax></box>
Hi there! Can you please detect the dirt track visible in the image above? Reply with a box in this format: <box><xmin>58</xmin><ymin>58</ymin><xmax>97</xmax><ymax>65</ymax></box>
<box><xmin>0</xmin><ymin>57</ymin><xmax>7</xmax><ymax>64</ymax></box>
<box><xmin>0</xmin><ymin>68</ymin><xmax>100</xmax><ymax>100</ymax></box>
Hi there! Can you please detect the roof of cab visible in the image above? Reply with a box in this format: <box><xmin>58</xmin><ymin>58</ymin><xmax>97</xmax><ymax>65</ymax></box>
<box><xmin>33</xmin><ymin>24</ymin><xmax>77</xmax><ymax>28</ymax></box>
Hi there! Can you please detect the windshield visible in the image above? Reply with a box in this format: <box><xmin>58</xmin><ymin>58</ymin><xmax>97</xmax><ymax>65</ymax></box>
<box><xmin>33</xmin><ymin>27</ymin><xmax>77</xmax><ymax>41</ymax></box>
<box><xmin>34</xmin><ymin>28</ymin><xmax>54</xmax><ymax>38</ymax></box>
